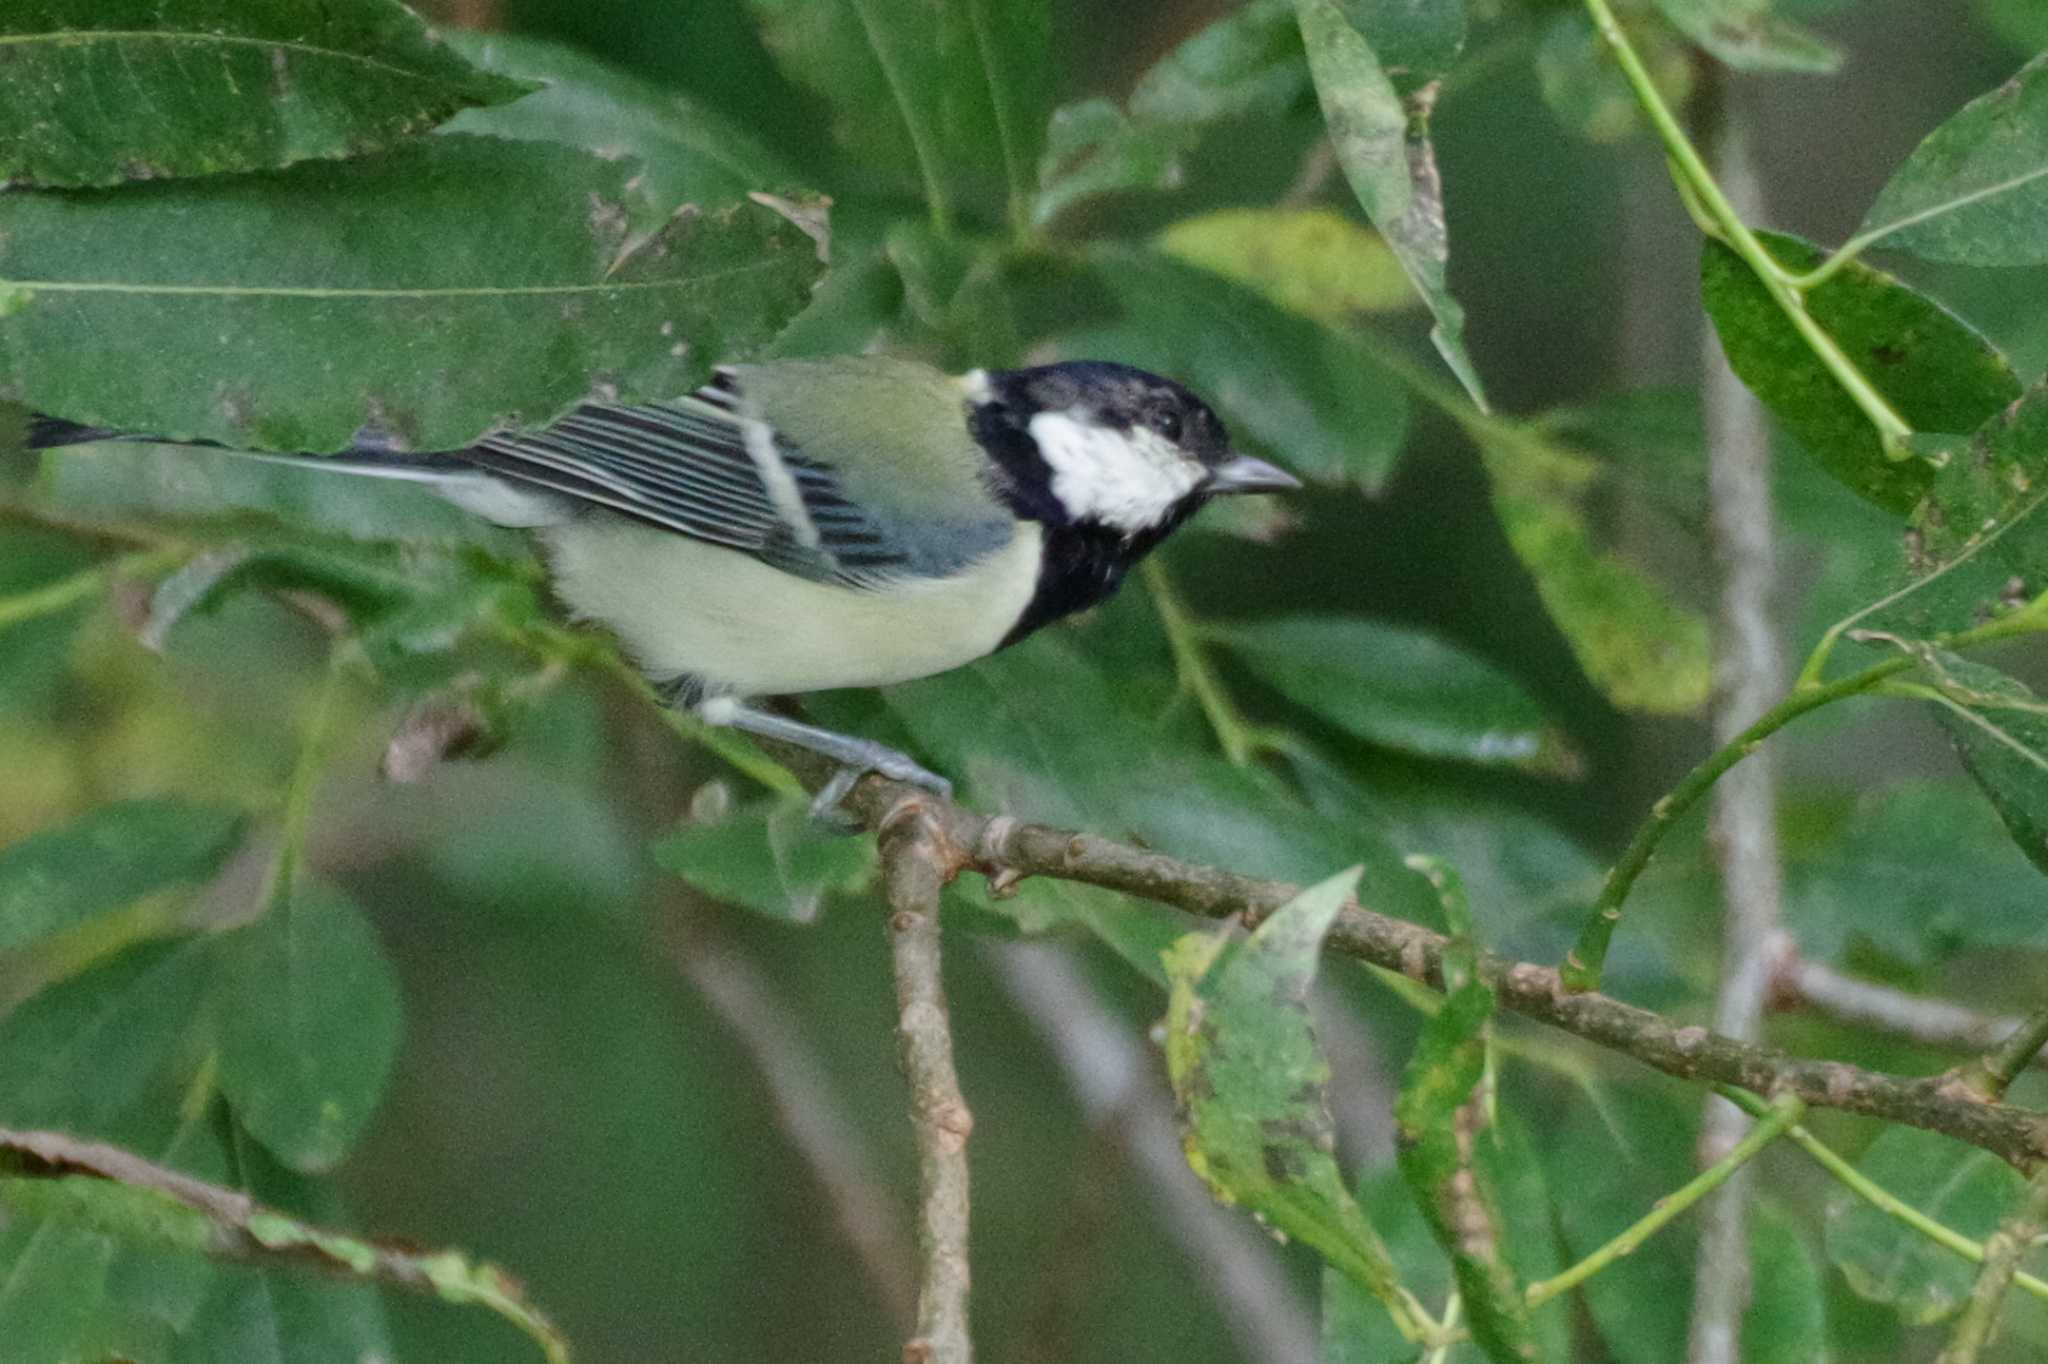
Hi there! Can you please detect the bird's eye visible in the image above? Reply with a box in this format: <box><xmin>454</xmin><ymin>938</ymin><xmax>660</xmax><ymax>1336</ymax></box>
<box><xmin>1147</xmin><ymin>405</ymin><xmax>1183</xmax><ymax>442</ymax></box>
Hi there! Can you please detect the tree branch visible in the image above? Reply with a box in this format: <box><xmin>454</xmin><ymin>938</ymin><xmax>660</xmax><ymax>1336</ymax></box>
<box><xmin>1690</xmin><ymin>73</ymin><xmax>1790</xmax><ymax>1364</ymax></box>
<box><xmin>825</xmin><ymin>778</ymin><xmax>2048</xmax><ymax>1170</ymax></box>
<box><xmin>0</xmin><ymin>1126</ymin><xmax>566</xmax><ymax>1364</ymax></box>
<box><xmin>1937</xmin><ymin>1164</ymin><xmax>2048</xmax><ymax>1363</ymax></box>
<box><xmin>879</xmin><ymin>801</ymin><xmax>976</xmax><ymax>1364</ymax></box>
<box><xmin>1776</xmin><ymin>953</ymin><xmax>2039</xmax><ymax>1061</ymax></box>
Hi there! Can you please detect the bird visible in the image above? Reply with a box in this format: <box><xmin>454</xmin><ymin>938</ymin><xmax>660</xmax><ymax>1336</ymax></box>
<box><xmin>29</xmin><ymin>355</ymin><xmax>1300</xmax><ymax>807</ymax></box>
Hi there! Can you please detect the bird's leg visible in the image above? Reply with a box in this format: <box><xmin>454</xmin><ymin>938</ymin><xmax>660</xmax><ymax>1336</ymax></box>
<box><xmin>697</xmin><ymin>697</ymin><xmax>954</xmax><ymax>820</ymax></box>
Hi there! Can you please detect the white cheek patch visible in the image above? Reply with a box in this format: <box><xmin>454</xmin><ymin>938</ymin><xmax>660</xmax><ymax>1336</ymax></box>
<box><xmin>1026</xmin><ymin>412</ymin><xmax>1205</xmax><ymax>532</ymax></box>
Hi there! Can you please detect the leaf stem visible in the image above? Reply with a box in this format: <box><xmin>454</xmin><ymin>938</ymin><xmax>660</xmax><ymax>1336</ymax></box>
<box><xmin>1143</xmin><ymin>559</ymin><xmax>1268</xmax><ymax>767</ymax></box>
<box><xmin>1524</xmin><ymin>1091</ymin><xmax>1803</xmax><ymax>1307</ymax></box>
<box><xmin>1579</xmin><ymin>0</ymin><xmax>1913</xmax><ymax>451</ymax></box>
<box><xmin>1562</xmin><ymin>609</ymin><xmax>2048</xmax><ymax>992</ymax></box>
<box><xmin>1716</xmin><ymin>1087</ymin><xmax>2048</xmax><ymax>1307</ymax></box>
<box><xmin>1938</xmin><ymin>1165</ymin><xmax>2048</xmax><ymax>1364</ymax></box>
<box><xmin>0</xmin><ymin>547</ymin><xmax>182</xmax><ymax>635</ymax></box>
<box><xmin>1965</xmin><ymin>1006</ymin><xmax>2048</xmax><ymax>1102</ymax></box>
<box><xmin>260</xmin><ymin>647</ymin><xmax>355</xmax><ymax>908</ymax></box>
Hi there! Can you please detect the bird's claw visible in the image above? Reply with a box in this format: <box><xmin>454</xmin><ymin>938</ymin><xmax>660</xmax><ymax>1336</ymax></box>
<box><xmin>807</xmin><ymin>757</ymin><xmax>953</xmax><ymax>829</ymax></box>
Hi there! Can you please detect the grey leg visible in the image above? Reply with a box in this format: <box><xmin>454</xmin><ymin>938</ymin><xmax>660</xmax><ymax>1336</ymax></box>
<box><xmin>700</xmin><ymin>699</ymin><xmax>953</xmax><ymax>815</ymax></box>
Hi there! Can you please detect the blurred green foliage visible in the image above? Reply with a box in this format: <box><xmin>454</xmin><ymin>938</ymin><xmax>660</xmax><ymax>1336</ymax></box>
<box><xmin>1</xmin><ymin>0</ymin><xmax>2047</xmax><ymax>1361</ymax></box>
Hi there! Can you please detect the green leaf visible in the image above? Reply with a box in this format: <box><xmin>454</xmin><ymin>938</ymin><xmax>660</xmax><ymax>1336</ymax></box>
<box><xmin>1018</xmin><ymin>246</ymin><xmax>1412</xmax><ymax>490</ymax></box>
<box><xmin>440</xmin><ymin>30</ymin><xmax>805</xmax><ymax>222</ymax></box>
<box><xmin>1478</xmin><ymin>433</ymin><xmax>1712</xmax><ymax>714</ymax></box>
<box><xmin>0</xmin><ymin>938</ymin><xmax>215</xmax><ymax>1140</ymax></box>
<box><xmin>1914</xmin><ymin>651</ymin><xmax>2048</xmax><ymax>876</ymax></box>
<box><xmin>0</xmin><ymin>135</ymin><xmax>823</xmax><ymax>451</ymax></box>
<box><xmin>1827</xmin><ymin>1125</ymin><xmax>2032</xmax><ymax>1325</ymax></box>
<box><xmin>1034</xmin><ymin>0</ymin><xmax>1307</xmax><ymax>226</ymax></box>
<box><xmin>1296</xmin><ymin>0</ymin><xmax>1487</xmax><ymax>410</ymax></box>
<box><xmin>1212</xmin><ymin>614</ymin><xmax>1579</xmax><ymax>774</ymax></box>
<box><xmin>1979</xmin><ymin>0</ymin><xmax>2048</xmax><ymax>56</ymax></box>
<box><xmin>0</xmin><ymin>0</ymin><xmax>536</xmax><ymax>189</ymax></box>
<box><xmin>1338</xmin><ymin>0</ymin><xmax>1466</xmax><ymax>92</ymax></box>
<box><xmin>1393</xmin><ymin>975</ymin><xmax>1541</xmax><ymax>1362</ymax></box>
<box><xmin>213</xmin><ymin>879</ymin><xmax>402</xmax><ymax>1173</ymax></box>
<box><xmin>1871</xmin><ymin>376</ymin><xmax>2048</xmax><ymax>640</ymax></box>
<box><xmin>1860</xmin><ymin>51</ymin><xmax>2048</xmax><ymax>268</ymax></box>
<box><xmin>1535</xmin><ymin>9</ymin><xmax>1696</xmax><ymax>144</ymax></box>
<box><xmin>1647</xmin><ymin>0</ymin><xmax>1843</xmax><ymax>73</ymax></box>
<box><xmin>1744</xmin><ymin>1201</ymin><xmax>1829</xmax><ymax>1363</ymax></box>
<box><xmin>168</xmin><ymin>1124</ymin><xmax>395</xmax><ymax>1364</ymax></box>
<box><xmin>1156</xmin><ymin>206</ymin><xmax>1417</xmax><ymax>327</ymax></box>
<box><xmin>743</xmin><ymin>0</ymin><xmax>1049</xmax><ymax>221</ymax></box>
<box><xmin>1701</xmin><ymin>230</ymin><xmax>2023</xmax><ymax>513</ymax></box>
<box><xmin>1785</xmin><ymin>782</ymin><xmax>2048</xmax><ymax>965</ymax></box>
<box><xmin>0</xmin><ymin>799</ymin><xmax>244</xmax><ymax>954</ymax></box>
<box><xmin>650</xmin><ymin>796</ymin><xmax>877</xmax><ymax>923</ymax></box>
<box><xmin>1164</xmin><ymin>868</ymin><xmax>1410</xmax><ymax>1312</ymax></box>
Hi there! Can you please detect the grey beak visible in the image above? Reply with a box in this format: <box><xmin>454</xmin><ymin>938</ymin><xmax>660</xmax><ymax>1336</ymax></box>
<box><xmin>1207</xmin><ymin>453</ymin><xmax>1303</xmax><ymax>495</ymax></box>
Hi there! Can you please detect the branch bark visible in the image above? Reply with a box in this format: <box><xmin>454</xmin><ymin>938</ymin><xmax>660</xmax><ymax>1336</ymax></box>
<box><xmin>880</xmin><ymin>802</ymin><xmax>976</xmax><ymax>1364</ymax></box>
<box><xmin>1690</xmin><ymin>74</ymin><xmax>1790</xmax><ymax>1364</ymax></box>
<box><xmin>823</xmin><ymin>778</ymin><xmax>2048</xmax><ymax>1170</ymax></box>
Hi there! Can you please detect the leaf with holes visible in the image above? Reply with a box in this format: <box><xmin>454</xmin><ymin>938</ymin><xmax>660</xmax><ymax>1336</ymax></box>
<box><xmin>0</xmin><ymin>135</ymin><xmax>822</xmax><ymax>452</ymax></box>
<box><xmin>1164</xmin><ymin>867</ymin><xmax>1410</xmax><ymax>1313</ymax></box>
<box><xmin>1914</xmin><ymin>650</ymin><xmax>2048</xmax><ymax>876</ymax></box>
<box><xmin>1869</xmin><ymin>376</ymin><xmax>2048</xmax><ymax>639</ymax></box>
<box><xmin>0</xmin><ymin>0</ymin><xmax>536</xmax><ymax>188</ymax></box>
<box><xmin>1860</xmin><ymin>51</ymin><xmax>2048</xmax><ymax>268</ymax></box>
<box><xmin>1701</xmin><ymin>230</ymin><xmax>2022</xmax><ymax>513</ymax></box>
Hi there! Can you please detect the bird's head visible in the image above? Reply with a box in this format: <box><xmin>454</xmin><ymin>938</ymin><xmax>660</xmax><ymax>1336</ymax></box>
<box><xmin>965</xmin><ymin>361</ymin><xmax>1299</xmax><ymax>534</ymax></box>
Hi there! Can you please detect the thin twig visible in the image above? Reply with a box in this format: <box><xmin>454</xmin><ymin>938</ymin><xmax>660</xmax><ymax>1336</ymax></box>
<box><xmin>990</xmin><ymin>942</ymin><xmax>1321</xmax><ymax>1363</ymax></box>
<box><xmin>1777</xmin><ymin>954</ymin><xmax>2035</xmax><ymax>1059</ymax></box>
<box><xmin>1689</xmin><ymin>75</ymin><xmax>1789</xmax><ymax>1364</ymax></box>
<box><xmin>0</xmin><ymin>1126</ymin><xmax>566</xmax><ymax>1363</ymax></box>
<box><xmin>880</xmin><ymin>802</ymin><xmax>976</xmax><ymax>1364</ymax></box>
<box><xmin>1963</xmin><ymin>1005</ymin><xmax>2048</xmax><ymax>1102</ymax></box>
<box><xmin>807</xmin><ymin>772</ymin><xmax>2048</xmax><ymax>1169</ymax></box>
<box><xmin>668</xmin><ymin>926</ymin><xmax>919</xmax><ymax>1330</ymax></box>
<box><xmin>1936</xmin><ymin>1164</ymin><xmax>2048</xmax><ymax>1363</ymax></box>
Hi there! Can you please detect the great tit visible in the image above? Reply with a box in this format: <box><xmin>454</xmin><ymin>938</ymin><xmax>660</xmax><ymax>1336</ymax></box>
<box><xmin>31</xmin><ymin>355</ymin><xmax>1299</xmax><ymax>799</ymax></box>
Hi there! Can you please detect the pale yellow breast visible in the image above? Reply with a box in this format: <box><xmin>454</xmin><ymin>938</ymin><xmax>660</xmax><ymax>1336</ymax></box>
<box><xmin>541</xmin><ymin>515</ymin><xmax>1043</xmax><ymax>696</ymax></box>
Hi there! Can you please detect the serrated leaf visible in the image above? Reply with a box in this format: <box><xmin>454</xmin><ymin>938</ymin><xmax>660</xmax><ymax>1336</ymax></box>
<box><xmin>1827</xmin><ymin>1125</ymin><xmax>2033</xmax><ymax>1325</ymax></box>
<box><xmin>1860</xmin><ymin>51</ymin><xmax>2048</xmax><ymax>268</ymax></box>
<box><xmin>1914</xmin><ymin>651</ymin><xmax>2048</xmax><ymax>876</ymax></box>
<box><xmin>1297</xmin><ymin>0</ymin><xmax>1487</xmax><ymax>410</ymax></box>
<box><xmin>0</xmin><ymin>799</ymin><xmax>244</xmax><ymax>954</ymax></box>
<box><xmin>1156</xmin><ymin>206</ymin><xmax>1417</xmax><ymax>326</ymax></box>
<box><xmin>1014</xmin><ymin>246</ymin><xmax>1411</xmax><ymax>490</ymax></box>
<box><xmin>1033</xmin><ymin>0</ymin><xmax>1307</xmax><ymax>227</ymax></box>
<box><xmin>1213</xmin><ymin>614</ymin><xmax>1578</xmax><ymax>773</ymax></box>
<box><xmin>651</xmin><ymin>796</ymin><xmax>877</xmax><ymax>923</ymax></box>
<box><xmin>1871</xmin><ymin>376</ymin><xmax>2048</xmax><ymax>640</ymax></box>
<box><xmin>0</xmin><ymin>0</ymin><xmax>536</xmax><ymax>189</ymax></box>
<box><xmin>0</xmin><ymin>135</ymin><xmax>823</xmax><ymax>452</ymax></box>
<box><xmin>441</xmin><ymin>30</ymin><xmax>804</xmax><ymax>222</ymax></box>
<box><xmin>1479</xmin><ymin>434</ymin><xmax>1711</xmax><ymax>714</ymax></box>
<box><xmin>1701</xmin><ymin>230</ymin><xmax>2022</xmax><ymax>513</ymax></box>
<box><xmin>213</xmin><ymin>880</ymin><xmax>401</xmax><ymax>1173</ymax></box>
<box><xmin>1165</xmin><ymin>868</ymin><xmax>1410</xmax><ymax>1310</ymax></box>
<box><xmin>1648</xmin><ymin>0</ymin><xmax>1843</xmax><ymax>73</ymax></box>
